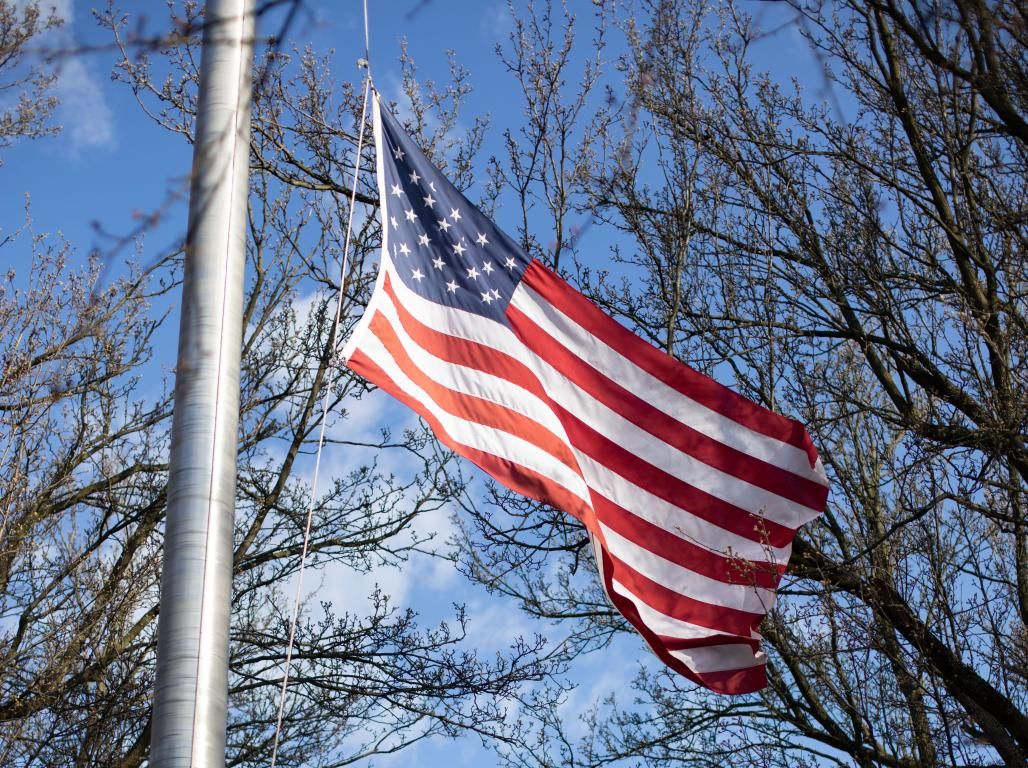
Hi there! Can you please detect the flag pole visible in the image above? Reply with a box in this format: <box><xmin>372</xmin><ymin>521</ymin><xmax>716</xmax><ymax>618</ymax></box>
<box><xmin>150</xmin><ymin>1</ymin><xmax>254</xmax><ymax>766</ymax></box>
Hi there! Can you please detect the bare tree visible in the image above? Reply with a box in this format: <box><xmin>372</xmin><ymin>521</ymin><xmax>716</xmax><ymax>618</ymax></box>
<box><xmin>0</xmin><ymin>0</ymin><xmax>60</xmax><ymax>157</ymax></box>
<box><xmin>458</xmin><ymin>1</ymin><xmax>1028</xmax><ymax>766</ymax></box>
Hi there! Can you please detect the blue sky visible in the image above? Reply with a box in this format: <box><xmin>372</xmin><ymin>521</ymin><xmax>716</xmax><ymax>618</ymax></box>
<box><xmin>1</xmin><ymin>2</ymin><xmax>828</xmax><ymax>765</ymax></box>
<box><xmin>2</xmin><ymin>0</ymin><xmax>518</xmax><ymax>267</ymax></box>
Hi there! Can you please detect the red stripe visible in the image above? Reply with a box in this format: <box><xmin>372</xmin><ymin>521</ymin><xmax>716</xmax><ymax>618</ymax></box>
<box><xmin>347</xmin><ymin>350</ymin><xmax>593</xmax><ymax>523</ymax></box>
<box><xmin>520</xmin><ymin>260</ymin><xmax>821</xmax><ymax>469</ymax></box>
<box><xmin>691</xmin><ymin>664</ymin><xmax>767</xmax><ymax>694</ymax></box>
<box><xmin>657</xmin><ymin>633</ymin><xmax>758</xmax><ymax>653</ymax></box>
<box><xmin>367</xmin><ymin>311</ymin><xmax>581</xmax><ymax>474</ymax></box>
<box><xmin>565</xmin><ymin>407</ymin><xmax>796</xmax><ymax>548</ymax></box>
<box><xmin>595</xmin><ymin>545</ymin><xmax>767</xmax><ymax>694</ymax></box>
<box><xmin>507</xmin><ymin>301</ymin><xmax>828</xmax><ymax>513</ymax></box>
<box><xmin>590</xmin><ymin>494</ymin><xmax>784</xmax><ymax>590</ymax></box>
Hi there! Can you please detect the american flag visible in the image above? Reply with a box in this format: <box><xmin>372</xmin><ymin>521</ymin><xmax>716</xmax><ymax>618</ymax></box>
<box><xmin>342</xmin><ymin>93</ymin><xmax>829</xmax><ymax>694</ymax></box>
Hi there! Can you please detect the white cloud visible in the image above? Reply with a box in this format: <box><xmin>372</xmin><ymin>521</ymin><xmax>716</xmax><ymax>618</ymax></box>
<box><xmin>557</xmin><ymin>634</ymin><xmax>642</xmax><ymax>737</ymax></box>
<box><xmin>35</xmin><ymin>0</ymin><xmax>117</xmax><ymax>151</ymax></box>
<box><xmin>54</xmin><ymin>57</ymin><xmax>116</xmax><ymax>150</ymax></box>
<box><xmin>480</xmin><ymin>1</ymin><xmax>513</xmax><ymax>40</ymax></box>
<box><xmin>461</xmin><ymin>593</ymin><xmax>537</xmax><ymax>649</ymax></box>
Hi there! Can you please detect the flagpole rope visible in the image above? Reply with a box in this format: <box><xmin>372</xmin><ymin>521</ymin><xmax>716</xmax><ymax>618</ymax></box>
<box><xmin>268</xmin><ymin>7</ymin><xmax>374</xmax><ymax>763</ymax></box>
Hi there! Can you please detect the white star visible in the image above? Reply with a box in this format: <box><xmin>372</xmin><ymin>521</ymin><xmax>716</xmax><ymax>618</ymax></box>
<box><xmin>405</xmin><ymin>208</ymin><xmax>417</xmax><ymax>222</ymax></box>
<box><xmin>491</xmin><ymin>289</ymin><xmax>501</xmax><ymax>300</ymax></box>
<box><xmin>504</xmin><ymin>257</ymin><xmax>517</xmax><ymax>269</ymax></box>
<box><xmin>466</xmin><ymin>266</ymin><xmax>479</xmax><ymax>280</ymax></box>
<box><xmin>391</xmin><ymin>183</ymin><xmax>404</xmax><ymax>197</ymax></box>
<box><xmin>452</xmin><ymin>241</ymin><xmax>466</xmax><ymax>257</ymax></box>
<box><xmin>429</xmin><ymin>181</ymin><xmax>436</xmax><ymax>192</ymax></box>
<box><xmin>423</xmin><ymin>194</ymin><xmax>436</xmax><ymax>208</ymax></box>
<box><xmin>446</xmin><ymin>280</ymin><xmax>459</xmax><ymax>293</ymax></box>
<box><xmin>476</xmin><ymin>232</ymin><xmax>489</xmax><ymax>246</ymax></box>
<box><xmin>411</xmin><ymin>268</ymin><xmax>424</xmax><ymax>282</ymax></box>
<box><xmin>409</xmin><ymin>170</ymin><xmax>421</xmax><ymax>184</ymax></box>
<box><xmin>482</xmin><ymin>261</ymin><xmax>494</xmax><ymax>275</ymax></box>
<box><xmin>481</xmin><ymin>291</ymin><xmax>494</xmax><ymax>303</ymax></box>
<box><xmin>390</xmin><ymin>216</ymin><xmax>398</xmax><ymax>229</ymax></box>
<box><xmin>398</xmin><ymin>242</ymin><xmax>411</xmax><ymax>256</ymax></box>
<box><xmin>418</xmin><ymin>233</ymin><xmax>431</xmax><ymax>247</ymax></box>
<box><xmin>393</xmin><ymin>146</ymin><xmax>405</xmax><ymax>160</ymax></box>
<box><xmin>450</xmin><ymin>207</ymin><xmax>462</xmax><ymax>222</ymax></box>
<box><xmin>432</xmin><ymin>256</ymin><xmax>445</xmax><ymax>270</ymax></box>
<box><xmin>438</xmin><ymin>218</ymin><xmax>452</xmax><ymax>232</ymax></box>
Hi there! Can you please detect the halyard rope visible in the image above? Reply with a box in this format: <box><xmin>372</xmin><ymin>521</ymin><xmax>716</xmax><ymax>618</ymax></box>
<box><xmin>268</xmin><ymin>1</ymin><xmax>373</xmax><ymax>762</ymax></box>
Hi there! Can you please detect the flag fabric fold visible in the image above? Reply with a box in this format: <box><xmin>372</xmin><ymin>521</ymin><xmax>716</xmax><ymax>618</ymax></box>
<box><xmin>342</xmin><ymin>92</ymin><xmax>829</xmax><ymax>694</ymax></box>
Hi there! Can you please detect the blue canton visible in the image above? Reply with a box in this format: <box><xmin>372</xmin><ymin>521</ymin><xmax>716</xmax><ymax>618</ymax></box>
<box><xmin>376</xmin><ymin>100</ymin><xmax>531</xmax><ymax>324</ymax></box>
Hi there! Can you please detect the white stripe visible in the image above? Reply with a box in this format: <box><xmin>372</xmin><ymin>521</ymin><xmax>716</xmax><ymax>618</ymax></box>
<box><xmin>580</xmin><ymin>456</ymin><xmax>791</xmax><ymax>566</ymax></box>
<box><xmin>671</xmin><ymin>645</ymin><xmax>766</xmax><ymax>674</ymax></box>
<box><xmin>598</xmin><ymin>524</ymin><xmax>777</xmax><ymax>614</ymax></box>
<box><xmin>379</xmin><ymin>270</ymin><xmax>819</xmax><ymax>528</ymax></box>
<box><xmin>373</xmin><ymin>292</ymin><xmax>570</xmax><ymax>443</ymax></box>
<box><xmin>358</xmin><ymin>328</ymin><xmax>591</xmax><ymax>503</ymax></box>
<box><xmin>512</xmin><ymin>280</ymin><xmax>827</xmax><ymax>486</ymax></box>
<box><xmin>609</xmin><ymin>578</ymin><xmax>763</xmax><ymax>641</ymax></box>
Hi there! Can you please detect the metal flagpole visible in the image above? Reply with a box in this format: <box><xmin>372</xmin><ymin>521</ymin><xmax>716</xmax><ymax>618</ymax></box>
<box><xmin>150</xmin><ymin>1</ymin><xmax>254</xmax><ymax>766</ymax></box>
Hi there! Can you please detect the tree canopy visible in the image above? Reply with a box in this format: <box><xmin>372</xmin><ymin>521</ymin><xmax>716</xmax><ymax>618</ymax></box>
<box><xmin>1</xmin><ymin>1</ymin><xmax>1025</xmax><ymax>767</ymax></box>
<box><xmin>459</xmin><ymin>1</ymin><xmax>1027</xmax><ymax>766</ymax></box>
